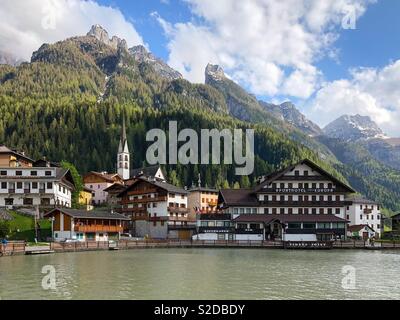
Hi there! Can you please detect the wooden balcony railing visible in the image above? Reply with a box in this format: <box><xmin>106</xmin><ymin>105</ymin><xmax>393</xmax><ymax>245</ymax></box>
<box><xmin>168</xmin><ymin>207</ymin><xmax>189</xmax><ymax>214</ymax></box>
<box><xmin>121</xmin><ymin>196</ymin><xmax>167</xmax><ymax>205</ymax></box>
<box><xmin>74</xmin><ymin>225</ymin><xmax>123</xmax><ymax>233</ymax></box>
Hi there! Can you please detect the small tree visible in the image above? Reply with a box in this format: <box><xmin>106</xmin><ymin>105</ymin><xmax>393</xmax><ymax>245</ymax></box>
<box><xmin>0</xmin><ymin>220</ymin><xmax>10</xmax><ymax>238</ymax></box>
<box><xmin>61</xmin><ymin>161</ymin><xmax>83</xmax><ymax>208</ymax></box>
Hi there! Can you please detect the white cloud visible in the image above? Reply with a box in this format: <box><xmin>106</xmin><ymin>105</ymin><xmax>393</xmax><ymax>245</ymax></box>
<box><xmin>155</xmin><ymin>0</ymin><xmax>373</xmax><ymax>98</ymax></box>
<box><xmin>0</xmin><ymin>0</ymin><xmax>144</xmax><ymax>61</ymax></box>
<box><xmin>305</xmin><ymin>60</ymin><xmax>400</xmax><ymax>136</ymax></box>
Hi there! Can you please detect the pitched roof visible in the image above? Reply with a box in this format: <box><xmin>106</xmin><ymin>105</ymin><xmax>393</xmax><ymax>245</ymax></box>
<box><xmin>255</xmin><ymin>159</ymin><xmax>355</xmax><ymax>193</ymax></box>
<box><xmin>118</xmin><ymin>176</ymin><xmax>188</xmax><ymax>197</ymax></box>
<box><xmin>189</xmin><ymin>187</ymin><xmax>219</xmax><ymax>193</ymax></box>
<box><xmin>219</xmin><ymin>189</ymin><xmax>258</xmax><ymax>206</ymax></box>
<box><xmin>0</xmin><ymin>145</ymin><xmax>34</xmax><ymax>162</ymax></box>
<box><xmin>44</xmin><ymin>208</ymin><xmax>130</xmax><ymax>220</ymax></box>
<box><xmin>103</xmin><ymin>183</ymin><xmax>127</xmax><ymax>193</ymax></box>
<box><xmin>345</xmin><ymin>196</ymin><xmax>378</xmax><ymax>205</ymax></box>
<box><xmin>130</xmin><ymin>165</ymin><xmax>165</xmax><ymax>179</ymax></box>
<box><xmin>84</xmin><ymin>171</ymin><xmax>121</xmax><ymax>183</ymax></box>
<box><xmin>348</xmin><ymin>224</ymin><xmax>375</xmax><ymax>232</ymax></box>
<box><xmin>234</xmin><ymin>214</ymin><xmax>348</xmax><ymax>224</ymax></box>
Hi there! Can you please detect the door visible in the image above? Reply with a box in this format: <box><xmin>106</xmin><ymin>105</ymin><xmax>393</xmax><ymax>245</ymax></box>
<box><xmin>178</xmin><ymin>230</ymin><xmax>191</xmax><ymax>240</ymax></box>
<box><xmin>362</xmin><ymin>232</ymin><xmax>369</xmax><ymax>240</ymax></box>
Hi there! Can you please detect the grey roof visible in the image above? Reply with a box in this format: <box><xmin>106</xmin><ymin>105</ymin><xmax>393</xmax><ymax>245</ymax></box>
<box><xmin>119</xmin><ymin>176</ymin><xmax>188</xmax><ymax>196</ymax></box>
<box><xmin>0</xmin><ymin>145</ymin><xmax>35</xmax><ymax>162</ymax></box>
<box><xmin>130</xmin><ymin>165</ymin><xmax>164</xmax><ymax>178</ymax></box>
<box><xmin>45</xmin><ymin>208</ymin><xmax>130</xmax><ymax>220</ymax></box>
<box><xmin>345</xmin><ymin>196</ymin><xmax>379</xmax><ymax>205</ymax></box>
<box><xmin>189</xmin><ymin>187</ymin><xmax>219</xmax><ymax>193</ymax></box>
<box><xmin>219</xmin><ymin>189</ymin><xmax>258</xmax><ymax>206</ymax></box>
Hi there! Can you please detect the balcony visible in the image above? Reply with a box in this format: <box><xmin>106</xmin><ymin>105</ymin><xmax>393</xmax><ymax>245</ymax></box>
<box><xmin>121</xmin><ymin>196</ymin><xmax>167</xmax><ymax>205</ymax></box>
<box><xmin>39</xmin><ymin>189</ymin><xmax>46</xmax><ymax>194</ymax></box>
<box><xmin>24</xmin><ymin>189</ymin><xmax>31</xmax><ymax>194</ymax></box>
<box><xmin>8</xmin><ymin>189</ymin><xmax>15</xmax><ymax>194</ymax></box>
<box><xmin>259</xmin><ymin>201</ymin><xmax>349</xmax><ymax>207</ymax></box>
<box><xmin>74</xmin><ymin>225</ymin><xmax>123</xmax><ymax>233</ymax></box>
<box><xmin>168</xmin><ymin>216</ymin><xmax>195</xmax><ymax>223</ymax></box>
<box><xmin>236</xmin><ymin>228</ymin><xmax>264</xmax><ymax>235</ymax></box>
<box><xmin>168</xmin><ymin>207</ymin><xmax>189</xmax><ymax>214</ymax></box>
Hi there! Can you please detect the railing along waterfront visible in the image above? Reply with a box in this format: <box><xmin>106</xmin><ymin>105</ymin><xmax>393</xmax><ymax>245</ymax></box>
<box><xmin>4</xmin><ymin>240</ymin><xmax>400</xmax><ymax>256</ymax></box>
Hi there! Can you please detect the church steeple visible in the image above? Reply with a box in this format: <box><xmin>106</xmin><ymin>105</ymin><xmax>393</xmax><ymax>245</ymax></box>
<box><xmin>117</xmin><ymin>116</ymin><xmax>130</xmax><ymax>180</ymax></box>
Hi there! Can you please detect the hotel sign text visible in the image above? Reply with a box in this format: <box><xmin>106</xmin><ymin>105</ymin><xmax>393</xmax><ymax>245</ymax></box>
<box><xmin>274</xmin><ymin>188</ymin><xmax>335</xmax><ymax>193</ymax></box>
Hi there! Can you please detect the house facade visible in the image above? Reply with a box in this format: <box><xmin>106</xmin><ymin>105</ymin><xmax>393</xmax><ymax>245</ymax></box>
<box><xmin>83</xmin><ymin>172</ymin><xmax>123</xmax><ymax>205</ymax></box>
<box><xmin>45</xmin><ymin>208</ymin><xmax>129</xmax><ymax>241</ymax></box>
<box><xmin>210</xmin><ymin>159</ymin><xmax>355</xmax><ymax>242</ymax></box>
<box><xmin>345</xmin><ymin>196</ymin><xmax>382</xmax><ymax>238</ymax></box>
<box><xmin>0</xmin><ymin>166</ymin><xmax>75</xmax><ymax>209</ymax></box>
<box><xmin>118</xmin><ymin>177</ymin><xmax>195</xmax><ymax>239</ymax></box>
<box><xmin>188</xmin><ymin>187</ymin><xmax>219</xmax><ymax>216</ymax></box>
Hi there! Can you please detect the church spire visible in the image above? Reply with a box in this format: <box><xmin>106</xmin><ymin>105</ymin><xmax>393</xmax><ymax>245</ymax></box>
<box><xmin>117</xmin><ymin>115</ymin><xmax>130</xmax><ymax>180</ymax></box>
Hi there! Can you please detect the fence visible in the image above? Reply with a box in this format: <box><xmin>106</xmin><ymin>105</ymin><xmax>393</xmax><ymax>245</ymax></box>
<box><xmin>4</xmin><ymin>239</ymin><xmax>400</xmax><ymax>256</ymax></box>
<box><xmin>0</xmin><ymin>241</ymin><xmax>26</xmax><ymax>256</ymax></box>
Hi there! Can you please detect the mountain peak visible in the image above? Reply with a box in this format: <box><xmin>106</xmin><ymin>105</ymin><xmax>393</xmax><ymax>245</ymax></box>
<box><xmin>324</xmin><ymin>114</ymin><xmax>388</xmax><ymax>141</ymax></box>
<box><xmin>87</xmin><ymin>24</ymin><xmax>127</xmax><ymax>51</ymax></box>
<box><xmin>129</xmin><ymin>45</ymin><xmax>182</xmax><ymax>80</ymax></box>
<box><xmin>205</xmin><ymin>63</ymin><xmax>225</xmax><ymax>82</ymax></box>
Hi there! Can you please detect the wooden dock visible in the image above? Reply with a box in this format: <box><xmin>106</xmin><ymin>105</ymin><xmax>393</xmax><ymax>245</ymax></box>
<box><xmin>25</xmin><ymin>246</ymin><xmax>54</xmax><ymax>255</ymax></box>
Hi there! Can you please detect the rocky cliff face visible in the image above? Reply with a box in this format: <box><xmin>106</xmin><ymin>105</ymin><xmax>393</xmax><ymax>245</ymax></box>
<box><xmin>129</xmin><ymin>45</ymin><xmax>182</xmax><ymax>80</ymax></box>
<box><xmin>323</xmin><ymin>114</ymin><xmax>387</xmax><ymax>141</ymax></box>
<box><xmin>87</xmin><ymin>24</ymin><xmax>128</xmax><ymax>51</ymax></box>
<box><xmin>260</xmin><ymin>101</ymin><xmax>323</xmax><ymax>137</ymax></box>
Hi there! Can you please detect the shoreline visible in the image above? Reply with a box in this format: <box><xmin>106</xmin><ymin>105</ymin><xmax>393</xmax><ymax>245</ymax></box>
<box><xmin>2</xmin><ymin>240</ymin><xmax>400</xmax><ymax>257</ymax></box>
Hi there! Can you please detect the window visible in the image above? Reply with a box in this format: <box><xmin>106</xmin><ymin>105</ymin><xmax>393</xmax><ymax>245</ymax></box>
<box><xmin>328</xmin><ymin>208</ymin><xmax>332</xmax><ymax>215</ymax></box>
<box><xmin>377</xmin><ymin>224</ymin><xmax>380</xmax><ymax>229</ymax></box>
<box><xmin>320</xmin><ymin>208</ymin><xmax>324</xmax><ymax>215</ymax></box>
<box><xmin>288</xmin><ymin>208</ymin><xmax>293</xmax><ymax>215</ymax></box>
<box><xmin>16</xmin><ymin>182</ymin><xmax>22</xmax><ymax>189</ymax></box>
<box><xmin>303</xmin><ymin>223</ymin><xmax>316</xmax><ymax>229</ymax></box>
<box><xmin>298</xmin><ymin>208</ymin><xmax>303</xmax><ymax>215</ymax></box>
<box><xmin>312</xmin><ymin>208</ymin><xmax>317</xmax><ymax>215</ymax></box>
<box><xmin>312</xmin><ymin>183</ymin><xmax>317</xmax><ymax>189</ymax></box>
<box><xmin>47</xmin><ymin>182</ymin><xmax>53</xmax><ymax>189</ymax></box>
<box><xmin>280</xmin><ymin>183</ymin><xmax>285</xmax><ymax>188</ymax></box>
<box><xmin>360</xmin><ymin>215</ymin><xmax>363</xmax><ymax>220</ymax></box>
<box><xmin>264</xmin><ymin>208</ymin><xmax>269</xmax><ymax>214</ymax></box>
<box><xmin>45</xmin><ymin>171</ymin><xmax>51</xmax><ymax>176</ymax></box>
<box><xmin>16</xmin><ymin>171</ymin><xmax>22</xmax><ymax>176</ymax></box>
<box><xmin>336</xmin><ymin>208</ymin><xmax>341</xmax><ymax>215</ymax></box>
<box><xmin>288</xmin><ymin>223</ymin><xmax>301</xmax><ymax>229</ymax></box>
<box><xmin>317</xmin><ymin>223</ymin><xmax>330</xmax><ymax>229</ymax></box>
<box><xmin>304</xmin><ymin>208</ymin><xmax>309</xmax><ymax>215</ymax></box>
<box><xmin>280</xmin><ymin>208</ymin><xmax>285</xmax><ymax>215</ymax></box>
<box><xmin>288</xmin><ymin>183</ymin><xmax>293</xmax><ymax>188</ymax></box>
<box><xmin>304</xmin><ymin>170</ymin><xmax>309</xmax><ymax>177</ymax></box>
<box><xmin>31</xmin><ymin>171</ymin><xmax>37</xmax><ymax>176</ymax></box>
<box><xmin>23</xmin><ymin>198</ymin><xmax>33</xmax><ymax>205</ymax></box>
<box><xmin>170</xmin><ymin>193</ymin><xmax>175</xmax><ymax>198</ymax></box>
<box><xmin>295</xmin><ymin>170</ymin><xmax>299</xmax><ymax>176</ymax></box>
<box><xmin>63</xmin><ymin>187</ymin><xmax>66</xmax><ymax>194</ymax></box>
<box><xmin>59</xmin><ymin>185</ymin><xmax>61</xmax><ymax>192</ymax></box>
<box><xmin>0</xmin><ymin>170</ymin><xmax>6</xmax><ymax>176</ymax></box>
<box><xmin>319</xmin><ymin>183</ymin><xmax>324</xmax><ymax>189</ymax></box>
<box><xmin>5</xmin><ymin>198</ymin><xmax>13</xmax><ymax>205</ymax></box>
<box><xmin>1</xmin><ymin>182</ymin><xmax>6</xmax><ymax>189</ymax></box>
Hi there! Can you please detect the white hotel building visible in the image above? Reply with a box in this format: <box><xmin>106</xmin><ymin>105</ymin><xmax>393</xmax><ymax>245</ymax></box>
<box><xmin>345</xmin><ymin>196</ymin><xmax>382</xmax><ymax>238</ymax></box>
<box><xmin>0</xmin><ymin>166</ymin><xmax>75</xmax><ymax>209</ymax></box>
<box><xmin>216</xmin><ymin>159</ymin><xmax>356</xmax><ymax>242</ymax></box>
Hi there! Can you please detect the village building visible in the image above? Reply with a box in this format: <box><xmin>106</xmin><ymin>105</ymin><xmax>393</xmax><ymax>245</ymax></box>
<box><xmin>79</xmin><ymin>186</ymin><xmax>94</xmax><ymax>211</ymax></box>
<box><xmin>131</xmin><ymin>165</ymin><xmax>166</xmax><ymax>181</ymax></box>
<box><xmin>0</xmin><ymin>145</ymin><xmax>34</xmax><ymax>168</ymax></box>
<box><xmin>193</xmin><ymin>214</ymin><xmax>234</xmax><ymax>241</ymax></box>
<box><xmin>0</xmin><ymin>147</ymin><xmax>75</xmax><ymax>210</ymax></box>
<box><xmin>44</xmin><ymin>208</ymin><xmax>129</xmax><ymax>241</ymax></box>
<box><xmin>83</xmin><ymin>171</ymin><xmax>123</xmax><ymax>205</ymax></box>
<box><xmin>205</xmin><ymin>159</ymin><xmax>355</xmax><ymax>242</ymax></box>
<box><xmin>347</xmin><ymin>225</ymin><xmax>376</xmax><ymax>240</ymax></box>
<box><xmin>188</xmin><ymin>187</ymin><xmax>219</xmax><ymax>216</ymax></box>
<box><xmin>345</xmin><ymin>196</ymin><xmax>382</xmax><ymax>238</ymax></box>
<box><xmin>118</xmin><ymin>177</ymin><xmax>195</xmax><ymax>240</ymax></box>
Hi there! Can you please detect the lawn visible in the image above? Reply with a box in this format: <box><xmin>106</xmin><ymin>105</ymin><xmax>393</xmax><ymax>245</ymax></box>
<box><xmin>7</xmin><ymin>211</ymin><xmax>51</xmax><ymax>242</ymax></box>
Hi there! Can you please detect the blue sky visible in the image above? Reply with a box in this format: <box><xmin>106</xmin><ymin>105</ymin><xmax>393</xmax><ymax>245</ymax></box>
<box><xmin>96</xmin><ymin>0</ymin><xmax>400</xmax><ymax>85</ymax></box>
<box><xmin>1</xmin><ymin>0</ymin><xmax>399</xmax><ymax>135</ymax></box>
